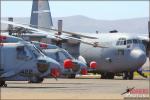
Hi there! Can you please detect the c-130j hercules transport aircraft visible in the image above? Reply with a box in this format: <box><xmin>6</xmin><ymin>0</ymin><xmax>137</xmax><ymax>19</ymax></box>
<box><xmin>2</xmin><ymin>0</ymin><xmax>149</xmax><ymax>80</ymax></box>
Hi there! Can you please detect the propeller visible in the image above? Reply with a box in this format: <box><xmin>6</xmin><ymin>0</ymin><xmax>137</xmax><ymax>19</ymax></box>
<box><xmin>51</xmin><ymin>20</ymin><xmax>64</xmax><ymax>47</ymax></box>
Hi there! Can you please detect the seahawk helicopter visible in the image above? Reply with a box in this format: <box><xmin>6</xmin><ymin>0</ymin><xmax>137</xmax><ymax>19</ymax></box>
<box><xmin>0</xmin><ymin>40</ymin><xmax>62</xmax><ymax>87</ymax></box>
<box><xmin>32</xmin><ymin>41</ymin><xmax>96</xmax><ymax>78</ymax></box>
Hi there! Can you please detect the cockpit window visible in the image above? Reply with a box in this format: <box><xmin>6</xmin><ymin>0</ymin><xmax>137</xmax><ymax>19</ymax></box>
<box><xmin>133</xmin><ymin>39</ymin><xmax>138</xmax><ymax>44</ymax></box>
<box><xmin>127</xmin><ymin>40</ymin><xmax>132</xmax><ymax>44</ymax></box>
<box><xmin>127</xmin><ymin>39</ymin><xmax>141</xmax><ymax>45</ymax></box>
<box><xmin>117</xmin><ymin>38</ymin><xmax>141</xmax><ymax>46</ymax></box>
<box><xmin>116</xmin><ymin>38</ymin><xmax>126</xmax><ymax>46</ymax></box>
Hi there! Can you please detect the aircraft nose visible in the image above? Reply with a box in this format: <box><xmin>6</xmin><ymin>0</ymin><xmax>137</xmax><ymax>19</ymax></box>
<box><xmin>49</xmin><ymin>59</ymin><xmax>61</xmax><ymax>77</ymax></box>
<box><xmin>130</xmin><ymin>49</ymin><xmax>146</xmax><ymax>67</ymax></box>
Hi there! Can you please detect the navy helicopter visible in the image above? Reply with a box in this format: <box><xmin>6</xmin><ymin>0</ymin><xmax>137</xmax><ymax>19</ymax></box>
<box><xmin>32</xmin><ymin>41</ymin><xmax>97</xmax><ymax>78</ymax></box>
<box><xmin>0</xmin><ymin>40</ymin><xmax>62</xmax><ymax>87</ymax></box>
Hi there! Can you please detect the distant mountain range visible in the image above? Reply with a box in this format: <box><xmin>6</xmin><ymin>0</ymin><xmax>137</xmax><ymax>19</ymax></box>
<box><xmin>1</xmin><ymin>15</ymin><xmax>149</xmax><ymax>34</ymax></box>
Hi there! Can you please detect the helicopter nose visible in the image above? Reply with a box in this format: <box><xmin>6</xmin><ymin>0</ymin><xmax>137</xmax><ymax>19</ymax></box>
<box><xmin>130</xmin><ymin>49</ymin><xmax>146</xmax><ymax>67</ymax></box>
<box><xmin>50</xmin><ymin>60</ymin><xmax>61</xmax><ymax>77</ymax></box>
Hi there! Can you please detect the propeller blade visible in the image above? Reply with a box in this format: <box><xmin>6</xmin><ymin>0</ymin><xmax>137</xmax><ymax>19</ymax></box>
<box><xmin>50</xmin><ymin>28</ymin><xmax>98</xmax><ymax>39</ymax></box>
<box><xmin>148</xmin><ymin>21</ymin><xmax>150</xmax><ymax>69</ymax></box>
<box><xmin>1</xmin><ymin>20</ymin><xmax>47</xmax><ymax>34</ymax></box>
<box><xmin>57</xmin><ymin>20</ymin><xmax>62</xmax><ymax>35</ymax></box>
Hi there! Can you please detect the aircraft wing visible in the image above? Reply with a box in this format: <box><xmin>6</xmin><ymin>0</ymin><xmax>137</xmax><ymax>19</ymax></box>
<box><xmin>50</xmin><ymin>28</ymin><xmax>98</xmax><ymax>39</ymax></box>
<box><xmin>62</xmin><ymin>35</ymin><xmax>108</xmax><ymax>48</ymax></box>
<box><xmin>1</xmin><ymin>20</ymin><xmax>107</xmax><ymax>48</ymax></box>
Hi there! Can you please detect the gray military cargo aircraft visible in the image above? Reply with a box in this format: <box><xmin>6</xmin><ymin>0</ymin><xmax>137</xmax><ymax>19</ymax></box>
<box><xmin>0</xmin><ymin>41</ymin><xmax>62</xmax><ymax>87</ymax></box>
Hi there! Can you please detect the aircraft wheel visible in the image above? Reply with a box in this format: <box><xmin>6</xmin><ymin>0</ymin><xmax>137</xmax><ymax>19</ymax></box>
<box><xmin>0</xmin><ymin>81</ymin><xmax>6</xmax><ymax>87</ymax></box>
<box><xmin>128</xmin><ymin>72</ymin><xmax>134</xmax><ymax>80</ymax></box>
<box><xmin>101</xmin><ymin>73</ymin><xmax>108</xmax><ymax>79</ymax></box>
<box><xmin>101</xmin><ymin>73</ymin><xmax>107</xmax><ymax>79</ymax></box>
<box><xmin>107</xmin><ymin>73</ymin><xmax>115</xmax><ymax>79</ymax></box>
<box><xmin>123</xmin><ymin>72</ymin><xmax>128</xmax><ymax>80</ymax></box>
<box><xmin>4</xmin><ymin>84</ymin><xmax>7</xmax><ymax>87</ymax></box>
<box><xmin>68</xmin><ymin>74</ymin><xmax>76</xmax><ymax>78</ymax></box>
<box><xmin>101</xmin><ymin>73</ymin><xmax>114</xmax><ymax>79</ymax></box>
<box><xmin>123</xmin><ymin>72</ymin><xmax>134</xmax><ymax>80</ymax></box>
<box><xmin>29</xmin><ymin>77</ymin><xmax>44</xmax><ymax>83</ymax></box>
<box><xmin>36</xmin><ymin>77</ymin><xmax>44</xmax><ymax>83</ymax></box>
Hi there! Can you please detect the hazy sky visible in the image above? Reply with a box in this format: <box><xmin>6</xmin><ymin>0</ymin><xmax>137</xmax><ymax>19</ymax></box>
<box><xmin>1</xmin><ymin>0</ymin><xmax>149</xmax><ymax>20</ymax></box>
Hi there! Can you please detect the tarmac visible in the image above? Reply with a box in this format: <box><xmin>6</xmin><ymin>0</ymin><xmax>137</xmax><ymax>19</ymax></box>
<box><xmin>0</xmin><ymin>76</ymin><xmax>149</xmax><ymax>100</ymax></box>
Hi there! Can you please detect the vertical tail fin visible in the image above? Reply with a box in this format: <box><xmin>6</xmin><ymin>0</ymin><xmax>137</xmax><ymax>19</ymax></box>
<box><xmin>30</xmin><ymin>0</ymin><xmax>53</xmax><ymax>30</ymax></box>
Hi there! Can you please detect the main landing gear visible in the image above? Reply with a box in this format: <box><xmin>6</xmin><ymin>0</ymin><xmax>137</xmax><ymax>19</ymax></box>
<box><xmin>0</xmin><ymin>80</ymin><xmax>7</xmax><ymax>87</ymax></box>
<box><xmin>101</xmin><ymin>72</ymin><xmax>115</xmax><ymax>79</ymax></box>
<box><xmin>68</xmin><ymin>74</ymin><xmax>76</xmax><ymax>79</ymax></box>
<box><xmin>28</xmin><ymin>77</ymin><xmax>44</xmax><ymax>83</ymax></box>
<box><xmin>123</xmin><ymin>71</ymin><xmax>134</xmax><ymax>80</ymax></box>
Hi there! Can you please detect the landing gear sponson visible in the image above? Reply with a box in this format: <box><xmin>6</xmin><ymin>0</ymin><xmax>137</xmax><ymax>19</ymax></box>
<box><xmin>123</xmin><ymin>71</ymin><xmax>134</xmax><ymax>80</ymax></box>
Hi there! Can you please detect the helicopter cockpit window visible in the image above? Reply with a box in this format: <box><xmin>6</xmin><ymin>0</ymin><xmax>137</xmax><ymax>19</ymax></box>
<box><xmin>58</xmin><ymin>51</ymin><xmax>67</xmax><ymax>62</ymax></box>
<box><xmin>62</xmin><ymin>50</ymin><xmax>73</xmax><ymax>59</ymax></box>
<box><xmin>116</xmin><ymin>38</ymin><xmax>126</xmax><ymax>46</ymax></box>
<box><xmin>16</xmin><ymin>46</ymin><xmax>31</xmax><ymax>60</ymax></box>
<box><xmin>31</xmin><ymin>45</ymin><xmax>45</xmax><ymax>58</ymax></box>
